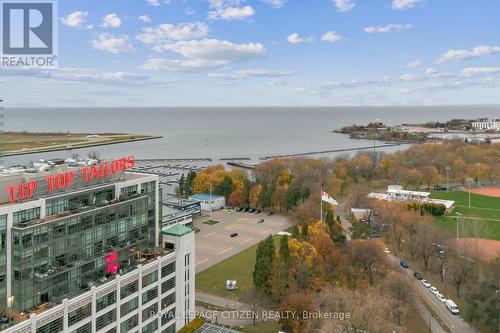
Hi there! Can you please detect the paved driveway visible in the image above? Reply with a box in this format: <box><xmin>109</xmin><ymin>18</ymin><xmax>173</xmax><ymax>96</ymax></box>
<box><xmin>194</xmin><ymin>210</ymin><xmax>291</xmax><ymax>272</ymax></box>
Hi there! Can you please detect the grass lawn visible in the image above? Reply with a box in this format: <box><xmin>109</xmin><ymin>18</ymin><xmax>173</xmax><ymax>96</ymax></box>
<box><xmin>196</xmin><ymin>235</ymin><xmax>281</xmax><ymax>299</ymax></box>
<box><xmin>430</xmin><ymin>191</ymin><xmax>500</xmax><ymax>240</ymax></box>
<box><xmin>203</xmin><ymin>220</ymin><xmax>220</xmax><ymax>225</ymax></box>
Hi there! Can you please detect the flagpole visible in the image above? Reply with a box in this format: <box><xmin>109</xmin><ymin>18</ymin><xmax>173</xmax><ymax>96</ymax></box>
<box><xmin>320</xmin><ymin>188</ymin><xmax>323</xmax><ymax>222</ymax></box>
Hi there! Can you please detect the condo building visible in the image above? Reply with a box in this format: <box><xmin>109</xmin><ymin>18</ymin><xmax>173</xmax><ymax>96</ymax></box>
<box><xmin>0</xmin><ymin>156</ymin><xmax>195</xmax><ymax>333</ymax></box>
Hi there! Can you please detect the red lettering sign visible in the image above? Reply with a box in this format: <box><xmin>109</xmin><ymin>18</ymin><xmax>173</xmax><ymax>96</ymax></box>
<box><xmin>5</xmin><ymin>156</ymin><xmax>135</xmax><ymax>203</ymax></box>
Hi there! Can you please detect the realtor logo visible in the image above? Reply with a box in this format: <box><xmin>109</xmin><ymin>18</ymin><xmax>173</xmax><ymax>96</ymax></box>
<box><xmin>1</xmin><ymin>0</ymin><xmax>58</xmax><ymax>67</ymax></box>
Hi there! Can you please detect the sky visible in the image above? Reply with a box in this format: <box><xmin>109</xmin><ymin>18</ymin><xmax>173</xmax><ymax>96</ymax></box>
<box><xmin>2</xmin><ymin>0</ymin><xmax>500</xmax><ymax>107</ymax></box>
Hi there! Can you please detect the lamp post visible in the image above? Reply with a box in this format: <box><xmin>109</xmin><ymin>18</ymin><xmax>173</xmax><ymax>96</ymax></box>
<box><xmin>209</xmin><ymin>183</ymin><xmax>212</xmax><ymax>220</ymax></box>
<box><xmin>476</xmin><ymin>163</ymin><xmax>481</xmax><ymax>185</ymax></box>
<box><xmin>446</xmin><ymin>166</ymin><xmax>451</xmax><ymax>192</ymax></box>
<box><xmin>495</xmin><ymin>289</ymin><xmax>499</xmax><ymax>333</ymax></box>
<box><xmin>455</xmin><ymin>211</ymin><xmax>462</xmax><ymax>251</ymax></box>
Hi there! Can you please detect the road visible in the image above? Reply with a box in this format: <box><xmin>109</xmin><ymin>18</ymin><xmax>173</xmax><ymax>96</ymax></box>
<box><xmin>387</xmin><ymin>254</ymin><xmax>477</xmax><ymax>333</ymax></box>
<box><xmin>337</xmin><ymin>204</ymin><xmax>352</xmax><ymax>241</ymax></box>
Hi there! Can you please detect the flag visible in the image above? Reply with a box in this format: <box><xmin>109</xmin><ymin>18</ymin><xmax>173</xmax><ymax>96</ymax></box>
<box><xmin>321</xmin><ymin>191</ymin><xmax>338</xmax><ymax>205</ymax></box>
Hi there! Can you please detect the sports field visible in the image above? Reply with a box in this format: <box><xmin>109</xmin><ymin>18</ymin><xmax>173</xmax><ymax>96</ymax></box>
<box><xmin>431</xmin><ymin>190</ymin><xmax>500</xmax><ymax>241</ymax></box>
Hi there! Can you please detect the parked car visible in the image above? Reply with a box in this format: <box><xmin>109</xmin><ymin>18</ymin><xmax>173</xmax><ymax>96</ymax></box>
<box><xmin>383</xmin><ymin>247</ymin><xmax>391</xmax><ymax>254</ymax></box>
<box><xmin>258</xmin><ymin>219</ymin><xmax>264</xmax><ymax>223</ymax></box>
<box><xmin>254</xmin><ymin>209</ymin><xmax>261</xmax><ymax>214</ymax></box>
<box><xmin>230</xmin><ymin>233</ymin><xmax>238</xmax><ymax>237</ymax></box>
<box><xmin>430</xmin><ymin>286</ymin><xmax>439</xmax><ymax>295</ymax></box>
<box><xmin>413</xmin><ymin>272</ymin><xmax>423</xmax><ymax>280</ymax></box>
<box><xmin>268</xmin><ymin>211</ymin><xmax>274</xmax><ymax>216</ymax></box>
<box><xmin>421</xmin><ymin>279</ymin><xmax>431</xmax><ymax>288</ymax></box>
<box><xmin>436</xmin><ymin>293</ymin><xmax>446</xmax><ymax>303</ymax></box>
<box><xmin>249</xmin><ymin>208</ymin><xmax>256</xmax><ymax>213</ymax></box>
<box><xmin>400</xmin><ymin>260</ymin><xmax>409</xmax><ymax>268</ymax></box>
<box><xmin>243</xmin><ymin>207</ymin><xmax>250</xmax><ymax>212</ymax></box>
<box><xmin>0</xmin><ymin>317</ymin><xmax>9</xmax><ymax>324</ymax></box>
<box><xmin>445</xmin><ymin>299</ymin><xmax>460</xmax><ymax>315</ymax></box>
<box><xmin>236</xmin><ymin>207</ymin><xmax>243</xmax><ymax>212</ymax></box>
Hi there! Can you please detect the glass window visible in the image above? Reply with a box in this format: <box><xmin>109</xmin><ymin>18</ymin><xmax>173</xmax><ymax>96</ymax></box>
<box><xmin>96</xmin><ymin>291</ymin><xmax>116</xmax><ymax>312</ymax></box>
<box><xmin>96</xmin><ymin>309</ymin><xmax>116</xmax><ymax>331</ymax></box>
<box><xmin>142</xmin><ymin>271</ymin><xmax>158</xmax><ymax>288</ymax></box>
<box><xmin>142</xmin><ymin>303</ymin><xmax>158</xmax><ymax>322</ymax></box>
<box><xmin>142</xmin><ymin>287</ymin><xmax>158</xmax><ymax>305</ymax></box>
<box><xmin>13</xmin><ymin>207</ymin><xmax>41</xmax><ymax>224</ymax></box>
<box><xmin>161</xmin><ymin>262</ymin><xmax>175</xmax><ymax>278</ymax></box>
<box><xmin>120</xmin><ymin>297</ymin><xmax>138</xmax><ymax>316</ymax></box>
<box><xmin>120</xmin><ymin>314</ymin><xmax>138</xmax><ymax>332</ymax></box>
<box><xmin>121</xmin><ymin>280</ymin><xmax>138</xmax><ymax>299</ymax></box>
<box><xmin>68</xmin><ymin>303</ymin><xmax>92</xmax><ymax>327</ymax></box>
<box><xmin>161</xmin><ymin>277</ymin><xmax>175</xmax><ymax>294</ymax></box>
<box><xmin>36</xmin><ymin>317</ymin><xmax>63</xmax><ymax>333</ymax></box>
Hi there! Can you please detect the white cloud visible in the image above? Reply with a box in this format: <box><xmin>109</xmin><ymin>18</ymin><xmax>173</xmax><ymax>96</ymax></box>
<box><xmin>321</xmin><ymin>31</ymin><xmax>344</xmax><ymax>43</ymax></box>
<box><xmin>0</xmin><ymin>67</ymin><xmax>174</xmax><ymax>86</ymax></box>
<box><xmin>425</xmin><ymin>67</ymin><xmax>438</xmax><ymax>76</ymax></box>
<box><xmin>334</xmin><ymin>0</ymin><xmax>355</xmax><ymax>12</ymax></box>
<box><xmin>148</xmin><ymin>0</ymin><xmax>160</xmax><ymax>6</ymax></box>
<box><xmin>364</xmin><ymin>24</ymin><xmax>412</xmax><ymax>34</ymax></box>
<box><xmin>460</xmin><ymin>67</ymin><xmax>500</xmax><ymax>77</ymax></box>
<box><xmin>391</xmin><ymin>0</ymin><xmax>423</xmax><ymax>10</ymax></box>
<box><xmin>269</xmin><ymin>79</ymin><xmax>290</xmax><ymax>86</ymax></box>
<box><xmin>91</xmin><ymin>33</ymin><xmax>136</xmax><ymax>54</ymax></box>
<box><xmin>209</xmin><ymin>68</ymin><xmax>295</xmax><ymax>80</ymax></box>
<box><xmin>141</xmin><ymin>38</ymin><xmax>266</xmax><ymax>72</ymax></box>
<box><xmin>436</xmin><ymin>45</ymin><xmax>500</xmax><ymax>63</ymax></box>
<box><xmin>208</xmin><ymin>1</ymin><xmax>255</xmax><ymax>21</ymax></box>
<box><xmin>287</xmin><ymin>33</ymin><xmax>311</xmax><ymax>44</ymax></box>
<box><xmin>209</xmin><ymin>5</ymin><xmax>254</xmax><ymax>20</ymax></box>
<box><xmin>407</xmin><ymin>59</ymin><xmax>423</xmax><ymax>68</ymax></box>
<box><xmin>61</xmin><ymin>11</ymin><xmax>88</xmax><ymax>27</ymax></box>
<box><xmin>138</xmin><ymin>15</ymin><xmax>151</xmax><ymax>23</ymax></box>
<box><xmin>261</xmin><ymin>0</ymin><xmax>286</xmax><ymax>8</ymax></box>
<box><xmin>136</xmin><ymin>22</ymin><xmax>209</xmax><ymax>44</ymax></box>
<box><xmin>101</xmin><ymin>13</ymin><xmax>122</xmax><ymax>28</ymax></box>
<box><xmin>400</xmin><ymin>74</ymin><xmax>420</xmax><ymax>81</ymax></box>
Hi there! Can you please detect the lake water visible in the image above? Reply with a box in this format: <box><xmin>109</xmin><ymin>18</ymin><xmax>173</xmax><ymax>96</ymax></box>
<box><xmin>2</xmin><ymin>106</ymin><xmax>498</xmax><ymax>165</ymax></box>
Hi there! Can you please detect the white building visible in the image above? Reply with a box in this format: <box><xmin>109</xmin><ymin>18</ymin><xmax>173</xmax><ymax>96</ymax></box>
<box><xmin>189</xmin><ymin>194</ymin><xmax>226</xmax><ymax>211</ymax></box>
<box><xmin>471</xmin><ymin>118</ymin><xmax>500</xmax><ymax>131</ymax></box>
<box><xmin>368</xmin><ymin>185</ymin><xmax>455</xmax><ymax>210</ymax></box>
<box><xmin>0</xmin><ymin>157</ymin><xmax>195</xmax><ymax>333</ymax></box>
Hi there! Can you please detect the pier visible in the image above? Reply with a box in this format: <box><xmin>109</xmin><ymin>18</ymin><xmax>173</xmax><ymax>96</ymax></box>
<box><xmin>259</xmin><ymin>143</ymin><xmax>402</xmax><ymax>160</ymax></box>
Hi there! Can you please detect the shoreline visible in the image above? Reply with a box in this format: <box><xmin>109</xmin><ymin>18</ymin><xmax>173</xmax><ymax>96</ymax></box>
<box><xmin>2</xmin><ymin>135</ymin><xmax>163</xmax><ymax>157</ymax></box>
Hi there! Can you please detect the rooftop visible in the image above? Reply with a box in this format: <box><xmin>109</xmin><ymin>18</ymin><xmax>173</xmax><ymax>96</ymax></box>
<box><xmin>162</xmin><ymin>224</ymin><xmax>193</xmax><ymax>236</ymax></box>
<box><xmin>190</xmin><ymin>193</ymin><xmax>224</xmax><ymax>201</ymax></box>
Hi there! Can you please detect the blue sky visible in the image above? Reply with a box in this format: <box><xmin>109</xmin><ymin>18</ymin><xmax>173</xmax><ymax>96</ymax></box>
<box><xmin>2</xmin><ymin>0</ymin><xmax>500</xmax><ymax>106</ymax></box>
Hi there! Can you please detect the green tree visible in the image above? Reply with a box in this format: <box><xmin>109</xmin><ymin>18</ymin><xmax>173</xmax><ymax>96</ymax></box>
<box><xmin>178</xmin><ymin>174</ymin><xmax>185</xmax><ymax>197</ymax></box>
<box><xmin>185</xmin><ymin>171</ymin><xmax>197</xmax><ymax>196</ymax></box>
<box><xmin>292</xmin><ymin>225</ymin><xmax>300</xmax><ymax>239</ymax></box>
<box><xmin>215</xmin><ymin>175</ymin><xmax>233</xmax><ymax>200</ymax></box>
<box><xmin>301</xmin><ymin>223</ymin><xmax>309</xmax><ymax>240</ymax></box>
<box><xmin>253</xmin><ymin>236</ymin><xmax>276</xmax><ymax>294</ymax></box>
<box><xmin>279</xmin><ymin>235</ymin><xmax>290</xmax><ymax>263</ymax></box>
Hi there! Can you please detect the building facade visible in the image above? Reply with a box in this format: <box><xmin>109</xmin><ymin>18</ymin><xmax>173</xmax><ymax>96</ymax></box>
<box><xmin>188</xmin><ymin>194</ymin><xmax>225</xmax><ymax>212</ymax></box>
<box><xmin>471</xmin><ymin>118</ymin><xmax>500</xmax><ymax>131</ymax></box>
<box><xmin>0</xmin><ymin>157</ymin><xmax>195</xmax><ymax>333</ymax></box>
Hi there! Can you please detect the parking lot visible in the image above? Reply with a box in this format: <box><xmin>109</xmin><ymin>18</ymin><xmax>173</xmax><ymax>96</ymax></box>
<box><xmin>194</xmin><ymin>210</ymin><xmax>291</xmax><ymax>272</ymax></box>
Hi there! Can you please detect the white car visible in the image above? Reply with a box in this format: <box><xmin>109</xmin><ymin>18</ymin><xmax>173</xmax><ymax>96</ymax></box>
<box><xmin>436</xmin><ymin>293</ymin><xmax>446</xmax><ymax>303</ymax></box>
<box><xmin>445</xmin><ymin>299</ymin><xmax>460</xmax><ymax>315</ymax></box>
<box><xmin>383</xmin><ymin>247</ymin><xmax>391</xmax><ymax>254</ymax></box>
<box><xmin>430</xmin><ymin>286</ymin><xmax>439</xmax><ymax>295</ymax></box>
<box><xmin>421</xmin><ymin>279</ymin><xmax>431</xmax><ymax>288</ymax></box>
